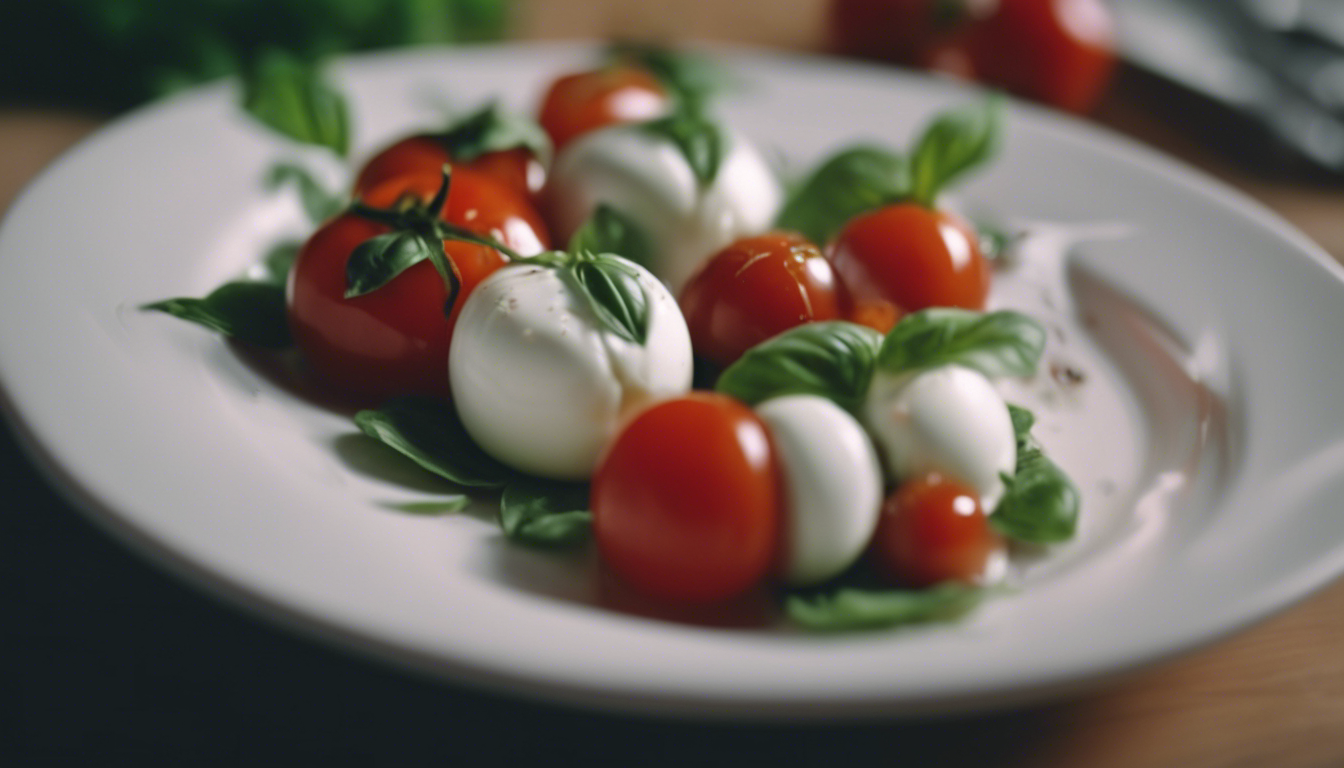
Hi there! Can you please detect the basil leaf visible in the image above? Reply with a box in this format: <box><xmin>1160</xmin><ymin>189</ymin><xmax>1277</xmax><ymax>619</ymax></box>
<box><xmin>499</xmin><ymin>477</ymin><xmax>592</xmax><ymax>547</ymax></box>
<box><xmin>439</xmin><ymin>102</ymin><xmax>552</xmax><ymax>165</ymax></box>
<box><xmin>642</xmin><ymin>113</ymin><xmax>725</xmax><ymax>187</ymax></box>
<box><xmin>909</xmin><ymin>97</ymin><xmax>1001</xmax><ymax>206</ymax></box>
<box><xmin>265</xmin><ymin>162</ymin><xmax>346</xmax><ymax>223</ymax></box>
<box><xmin>242</xmin><ymin>50</ymin><xmax>350</xmax><ymax>156</ymax></box>
<box><xmin>144</xmin><ymin>282</ymin><xmax>291</xmax><ymax>349</ymax></box>
<box><xmin>354</xmin><ymin>396</ymin><xmax>512</xmax><ymax>488</ymax></box>
<box><xmin>260</xmin><ymin>241</ymin><xmax>300</xmax><ymax>285</ymax></box>
<box><xmin>992</xmin><ymin>403</ymin><xmax>1080</xmax><ymax>543</ymax></box>
<box><xmin>565</xmin><ymin>256</ymin><xmax>650</xmax><ymax>345</ymax></box>
<box><xmin>976</xmin><ymin>220</ymin><xmax>1016</xmax><ymax>262</ymax></box>
<box><xmin>608</xmin><ymin>42</ymin><xmax>729</xmax><ymax>109</ymax></box>
<box><xmin>1007</xmin><ymin>403</ymin><xmax>1035</xmax><ymax>444</ymax></box>
<box><xmin>716</xmin><ymin>322</ymin><xmax>883</xmax><ymax>415</ymax></box>
<box><xmin>775</xmin><ymin>146</ymin><xmax>907</xmax><ymax>245</ymax></box>
<box><xmin>567</xmin><ymin>204</ymin><xmax>653</xmax><ymax>270</ymax></box>
<box><xmin>877</xmin><ymin>309</ymin><xmax>1046</xmax><ymax>378</ymax></box>
<box><xmin>383</xmin><ymin>497</ymin><xmax>470</xmax><ymax>515</ymax></box>
<box><xmin>344</xmin><ymin>231</ymin><xmax>438</xmax><ymax>298</ymax></box>
<box><xmin>993</xmin><ymin>452</ymin><xmax>1080</xmax><ymax>543</ymax></box>
<box><xmin>786</xmin><ymin>583</ymin><xmax>983</xmax><ymax>631</ymax></box>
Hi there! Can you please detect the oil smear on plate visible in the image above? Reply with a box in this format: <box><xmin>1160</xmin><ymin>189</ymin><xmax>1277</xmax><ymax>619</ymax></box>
<box><xmin>990</xmin><ymin>217</ymin><xmax>1232</xmax><ymax>588</ymax></box>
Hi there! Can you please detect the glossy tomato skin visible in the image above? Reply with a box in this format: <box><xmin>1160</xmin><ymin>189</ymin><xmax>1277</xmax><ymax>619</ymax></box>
<box><xmin>591</xmin><ymin>393</ymin><xmax>781</xmax><ymax>604</ymax></box>
<box><xmin>870</xmin><ymin>473</ymin><xmax>1004</xmax><ymax>587</ymax></box>
<box><xmin>831</xmin><ymin>0</ymin><xmax>1115</xmax><ymax>113</ymax></box>
<box><xmin>679</xmin><ymin>232</ymin><xmax>848</xmax><ymax>368</ymax></box>
<box><xmin>538</xmin><ymin>65</ymin><xmax>670</xmax><ymax>151</ymax></box>
<box><xmin>353</xmin><ymin>136</ymin><xmax>546</xmax><ymax>200</ymax></box>
<box><xmin>288</xmin><ymin>168</ymin><xmax>550</xmax><ymax>401</ymax></box>
<box><xmin>968</xmin><ymin>0</ymin><xmax>1115</xmax><ymax>113</ymax></box>
<box><xmin>827</xmin><ymin>204</ymin><xmax>989</xmax><ymax>332</ymax></box>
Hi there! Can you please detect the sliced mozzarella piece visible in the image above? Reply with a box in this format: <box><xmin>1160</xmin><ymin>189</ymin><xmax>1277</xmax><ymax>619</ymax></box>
<box><xmin>864</xmin><ymin>364</ymin><xmax>1016</xmax><ymax>511</ymax></box>
<box><xmin>449</xmin><ymin>260</ymin><xmax>692</xmax><ymax>480</ymax></box>
<box><xmin>545</xmin><ymin>124</ymin><xmax>782</xmax><ymax>292</ymax></box>
<box><xmin>756</xmin><ymin>395</ymin><xmax>883</xmax><ymax>585</ymax></box>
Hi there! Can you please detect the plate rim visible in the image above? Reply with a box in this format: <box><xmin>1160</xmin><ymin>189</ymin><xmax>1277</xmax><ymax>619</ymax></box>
<box><xmin>3</xmin><ymin>40</ymin><xmax>1344</xmax><ymax>718</ymax></box>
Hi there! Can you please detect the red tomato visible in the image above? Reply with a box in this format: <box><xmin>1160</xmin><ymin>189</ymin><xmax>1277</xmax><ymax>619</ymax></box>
<box><xmin>831</xmin><ymin>0</ymin><xmax>1115</xmax><ymax>113</ymax></box>
<box><xmin>830</xmin><ymin>0</ymin><xmax>985</xmax><ymax>69</ymax></box>
<box><xmin>870</xmin><ymin>473</ymin><xmax>1004</xmax><ymax>587</ymax></box>
<box><xmin>537</xmin><ymin>65</ymin><xmax>670</xmax><ymax>151</ymax></box>
<box><xmin>287</xmin><ymin>168</ymin><xmax>550</xmax><ymax>401</ymax></box>
<box><xmin>353</xmin><ymin>136</ymin><xmax>546</xmax><ymax>200</ymax></box>
<box><xmin>967</xmin><ymin>0</ymin><xmax>1116</xmax><ymax>114</ymax></box>
<box><xmin>591</xmin><ymin>393</ymin><xmax>781</xmax><ymax>604</ymax></box>
<box><xmin>827</xmin><ymin>204</ymin><xmax>989</xmax><ymax>332</ymax></box>
<box><xmin>679</xmin><ymin>232</ymin><xmax>848</xmax><ymax>368</ymax></box>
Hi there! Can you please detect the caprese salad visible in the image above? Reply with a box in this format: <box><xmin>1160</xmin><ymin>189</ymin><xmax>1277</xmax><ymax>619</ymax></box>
<box><xmin>147</xmin><ymin>46</ymin><xmax>1080</xmax><ymax>631</ymax></box>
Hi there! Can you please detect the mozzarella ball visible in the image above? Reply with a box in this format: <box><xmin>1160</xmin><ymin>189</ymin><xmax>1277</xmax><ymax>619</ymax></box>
<box><xmin>756</xmin><ymin>395</ymin><xmax>883</xmax><ymax>585</ymax></box>
<box><xmin>545</xmin><ymin>124</ymin><xmax>783</xmax><ymax>292</ymax></box>
<box><xmin>864</xmin><ymin>364</ymin><xmax>1017</xmax><ymax>511</ymax></box>
<box><xmin>449</xmin><ymin>260</ymin><xmax>693</xmax><ymax>480</ymax></box>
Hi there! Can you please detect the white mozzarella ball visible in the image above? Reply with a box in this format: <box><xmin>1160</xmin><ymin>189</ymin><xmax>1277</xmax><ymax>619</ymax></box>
<box><xmin>545</xmin><ymin>124</ymin><xmax>783</xmax><ymax>292</ymax></box>
<box><xmin>864</xmin><ymin>364</ymin><xmax>1017</xmax><ymax>511</ymax></box>
<box><xmin>755</xmin><ymin>395</ymin><xmax>883</xmax><ymax>586</ymax></box>
<box><xmin>449</xmin><ymin>260</ymin><xmax>693</xmax><ymax>480</ymax></box>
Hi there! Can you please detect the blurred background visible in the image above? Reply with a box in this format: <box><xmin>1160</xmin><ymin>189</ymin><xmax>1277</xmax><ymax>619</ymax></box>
<box><xmin>5</xmin><ymin>1</ymin><xmax>1344</xmax><ymax>766</ymax></box>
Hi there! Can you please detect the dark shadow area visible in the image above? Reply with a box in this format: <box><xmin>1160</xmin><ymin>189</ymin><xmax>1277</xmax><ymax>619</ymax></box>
<box><xmin>3</xmin><ymin>406</ymin><xmax>1076</xmax><ymax>764</ymax></box>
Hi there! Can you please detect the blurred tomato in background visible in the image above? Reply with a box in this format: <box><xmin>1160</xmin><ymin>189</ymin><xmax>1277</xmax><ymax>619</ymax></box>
<box><xmin>830</xmin><ymin>0</ymin><xmax>1116</xmax><ymax>113</ymax></box>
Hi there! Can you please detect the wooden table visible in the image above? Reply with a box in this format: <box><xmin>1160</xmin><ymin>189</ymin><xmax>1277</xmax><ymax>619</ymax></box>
<box><xmin>6</xmin><ymin>3</ymin><xmax>1344</xmax><ymax>765</ymax></box>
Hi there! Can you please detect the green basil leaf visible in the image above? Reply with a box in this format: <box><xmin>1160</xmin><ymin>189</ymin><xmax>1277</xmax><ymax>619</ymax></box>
<box><xmin>567</xmin><ymin>204</ymin><xmax>653</xmax><ymax>270</ymax></box>
<box><xmin>242</xmin><ymin>50</ymin><xmax>350</xmax><ymax>156</ymax></box>
<box><xmin>260</xmin><ymin>241</ymin><xmax>300</xmax><ymax>286</ymax></box>
<box><xmin>143</xmin><ymin>282</ymin><xmax>291</xmax><ymax>349</ymax></box>
<box><xmin>976</xmin><ymin>219</ymin><xmax>1016</xmax><ymax>262</ymax></box>
<box><xmin>344</xmin><ymin>231</ymin><xmax>438</xmax><ymax>298</ymax></box>
<box><xmin>565</xmin><ymin>256</ymin><xmax>650</xmax><ymax>345</ymax></box>
<box><xmin>993</xmin><ymin>450</ymin><xmax>1080</xmax><ymax>544</ymax></box>
<box><xmin>438</xmin><ymin>102</ymin><xmax>552</xmax><ymax>165</ymax></box>
<box><xmin>877</xmin><ymin>309</ymin><xmax>1046</xmax><ymax>378</ymax></box>
<box><xmin>383</xmin><ymin>497</ymin><xmax>470</xmax><ymax>515</ymax></box>
<box><xmin>265</xmin><ymin>162</ymin><xmax>346</xmax><ymax>223</ymax></box>
<box><xmin>499</xmin><ymin>477</ymin><xmax>592</xmax><ymax>547</ymax></box>
<box><xmin>642</xmin><ymin>113</ymin><xmax>725</xmax><ymax>187</ymax></box>
<box><xmin>608</xmin><ymin>42</ymin><xmax>730</xmax><ymax>109</ymax></box>
<box><xmin>716</xmin><ymin>322</ymin><xmax>883</xmax><ymax>415</ymax></box>
<box><xmin>775</xmin><ymin>146</ymin><xmax>907</xmax><ymax>245</ymax></box>
<box><xmin>1007</xmin><ymin>403</ymin><xmax>1035</xmax><ymax>446</ymax></box>
<box><xmin>354</xmin><ymin>396</ymin><xmax>512</xmax><ymax>488</ymax></box>
<box><xmin>786</xmin><ymin>583</ymin><xmax>983</xmax><ymax>631</ymax></box>
<box><xmin>992</xmin><ymin>403</ymin><xmax>1080</xmax><ymax>543</ymax></box>
<box><xmin>909</xmin><ymin>97</ymin><xmax>1001</xmax><ymax>206</ymax></box>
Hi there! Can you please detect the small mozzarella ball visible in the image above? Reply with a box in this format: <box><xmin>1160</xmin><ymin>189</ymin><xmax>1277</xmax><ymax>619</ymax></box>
<box><xmin>450</xmin><ymin>260</ymin><xmax>692</xmax><ymax>480</ymax></box>
<box><xmin>755</xmin><ymin>395</ymin><xmax>883</xmax><ymax>585</ymax></box>
<box><xmin>864</xmin><ymin>364</ymin><xmax>1017</xmax><ymax>511</ymax></box>
<box><xmin>546</xmin><ymin>124</ymin><xmax>783</xmax><ymax>292</ymax></box>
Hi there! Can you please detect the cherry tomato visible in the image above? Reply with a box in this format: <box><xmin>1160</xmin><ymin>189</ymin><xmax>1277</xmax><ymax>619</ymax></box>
<box><xmin>966</xmin><ymin>0</ymin><xmax>1116</xmax><ymax>114</ymax></box>
<box><xmin>537</xmin><ymin>65</ymin><xmax>670</xmax><ymax>151</ymax></box>
<box><xmin>870</xmin><ymin>473</ymin><xmax>1004</xmax><ymax>587</ymax></box>
<box><xmin>827</xmin><ymin>204</ymin><xmax>989</xmax><ymax>332</ymax></box>
<box><xmin>353</xmin><ymin>136</ymin><xmax>546</xmax><ymax>201</ymax></box>
<box><xmin>287</xmin><ymin>168</ymin><xmax>550</xmax><ymax>401</ymax></box>
<box><xmin>679</xmin><ymin>232</ymin><xmax>848</xmax><ymax>368</ymax></box>
<box><xmin>591</xmin><ymin>393</ymin><xmax>781</xmax><ymax>604</ymax></box>
<box><xmin>831</xmin><ymin>0</ymin><xmax>1115</xmax><ymax>113</ymax></box>
<box><xmin>830</xmin><ymin>0</ymin><xmax>985</xmax><ymax>70</ymax></box>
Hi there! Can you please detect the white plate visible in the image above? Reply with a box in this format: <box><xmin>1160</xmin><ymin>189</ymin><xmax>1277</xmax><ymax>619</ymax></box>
<box><xmin>4</xmin><ymin>42</ymin><xmax>1344</xmax><ymax>718</ymax></box>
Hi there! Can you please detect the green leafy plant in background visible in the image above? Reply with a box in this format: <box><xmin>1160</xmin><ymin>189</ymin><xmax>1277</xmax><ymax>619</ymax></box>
<box><xmin>1</xmin><ymin>0</ymin><xmax>509</xmax><ymax>111</ymax></box>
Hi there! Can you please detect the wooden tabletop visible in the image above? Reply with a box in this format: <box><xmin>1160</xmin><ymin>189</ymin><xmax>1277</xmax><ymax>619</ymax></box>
<box><xmin>7</xmin><ymin>3</ymin><xmax>1344</xmax><ymax>766</ymax></box>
